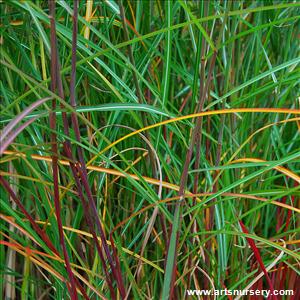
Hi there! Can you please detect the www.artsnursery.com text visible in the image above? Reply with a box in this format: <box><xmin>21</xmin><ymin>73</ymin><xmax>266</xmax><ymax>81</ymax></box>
<box><xmin>186</xmin><ymin>289</ymin><xmax>294</xmax><ymax>297</ymax></box>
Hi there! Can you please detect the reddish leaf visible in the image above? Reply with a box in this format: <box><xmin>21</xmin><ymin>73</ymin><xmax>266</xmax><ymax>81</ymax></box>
<box><xmin>239</xmin><ymin>221</ymin><xmax>277</xmax><ymax>300</ymax></box>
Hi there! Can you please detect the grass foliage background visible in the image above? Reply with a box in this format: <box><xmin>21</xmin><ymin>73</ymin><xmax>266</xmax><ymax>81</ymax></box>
<box><xmin>0</xmin><ymin>0</ymin><xmax>300</xmax><ymax>299</ymax></box>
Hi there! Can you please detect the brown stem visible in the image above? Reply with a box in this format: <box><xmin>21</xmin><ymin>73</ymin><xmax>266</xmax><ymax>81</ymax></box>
<box><xmin>48</xmin><ymin>1</ymin><xmax>78</xmax><ymax>298</ymax></box>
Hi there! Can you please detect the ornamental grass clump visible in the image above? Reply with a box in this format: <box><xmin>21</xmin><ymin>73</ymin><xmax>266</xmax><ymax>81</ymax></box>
<box><xmin>1</xmin><ymin>1</ymin><xmax>299</xmax><ymax>299</ymax></box>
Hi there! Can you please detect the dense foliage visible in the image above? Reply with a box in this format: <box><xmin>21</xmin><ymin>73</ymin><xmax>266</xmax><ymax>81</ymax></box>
<box><xmin>1</xmin><ymin>1</ymin><xmax>299</xmax><ymax>299</ymax></box>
